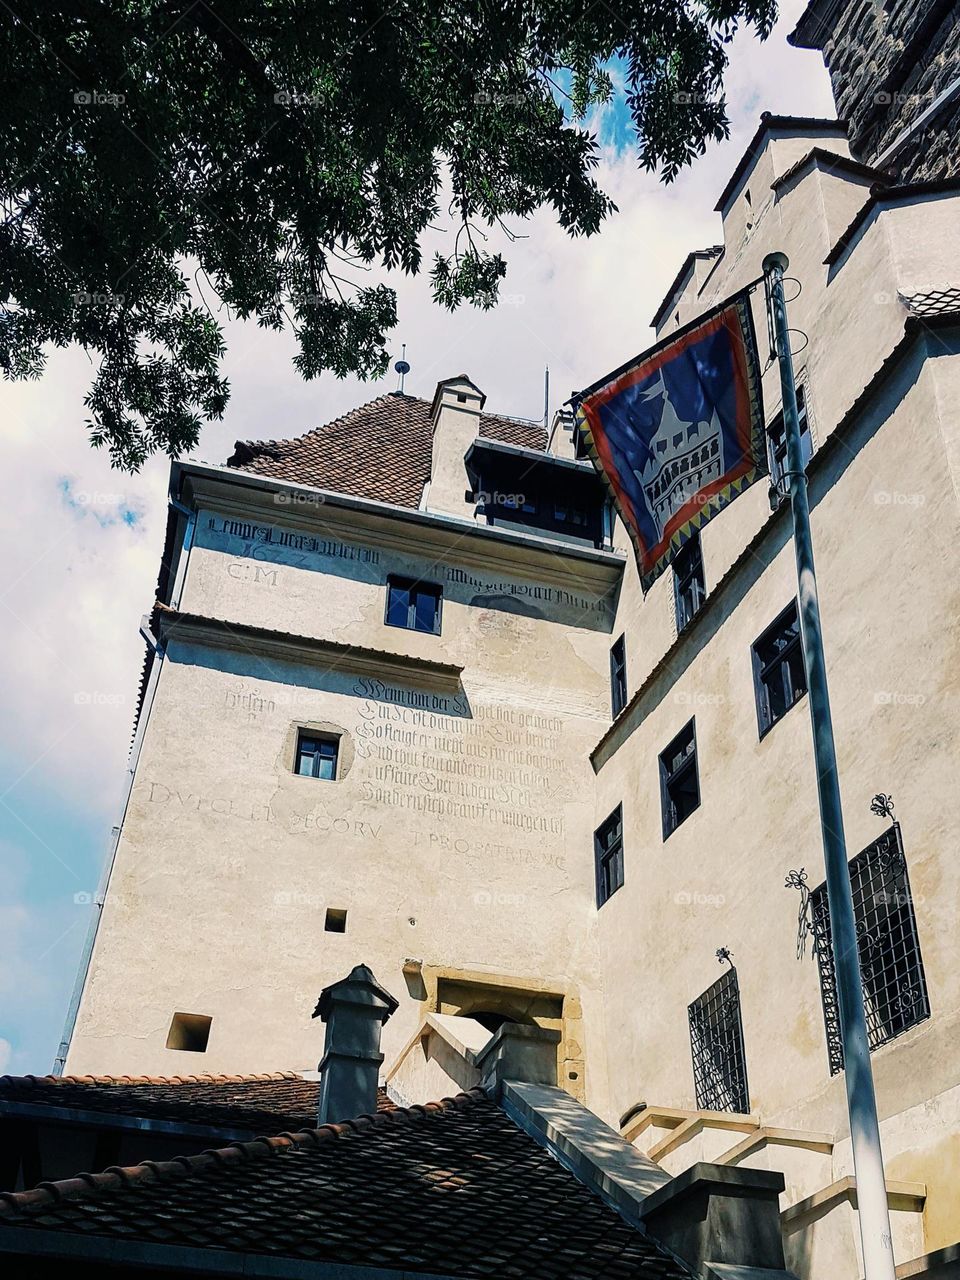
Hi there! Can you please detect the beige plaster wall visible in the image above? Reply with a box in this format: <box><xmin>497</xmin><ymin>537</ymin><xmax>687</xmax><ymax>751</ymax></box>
<box><xmin>594</xmin><ymin>344</ymin><xmax>960</xmax><ymax>1242</ymax></box>
<box><xmin>67</xmin><ymin>506</ymin><xmax>617</xmax><ymax>1117</ymax></box>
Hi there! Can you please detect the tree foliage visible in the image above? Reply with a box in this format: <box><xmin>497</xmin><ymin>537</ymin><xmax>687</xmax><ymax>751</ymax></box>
<box><xmin>0</xmin><ymin>0</ymin><xmax>776</xmax><ymax>469</ymax></box>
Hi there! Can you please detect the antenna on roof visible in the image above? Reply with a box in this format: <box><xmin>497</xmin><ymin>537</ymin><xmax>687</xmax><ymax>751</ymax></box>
<box><xmin>543</xmin><ymin>366</ymin><xmax>550</xmax><ymax>431</ymax></box>
<box><xmin>394</xmin><ymin>345</ymin><xmax>410</xmax><ymax>396</ymax></box>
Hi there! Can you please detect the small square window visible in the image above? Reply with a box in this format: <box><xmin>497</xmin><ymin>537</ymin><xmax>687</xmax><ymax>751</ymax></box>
<box><xmin>610</xmin><ymin>635</ymin><xmax>627</xmax><ymax>718</ymax></box>
<box><xmin>673</xmin><ymin>533</ymin><xmax>706</xmax><ymax>632</ymax></box>
<box><xmin>296</xmin><ymin>731</ymin><xmax>339</xmax><ymax>780</ymax></box>
<box><xmin>385</xmin><ymin>575</ymin><xmax>442</xmax><ymax>635</ymax></box>
<box><xmin>768</xmin><ymin>386</ymin><xmax>812</xmax><ymax>508</ymax></box>
<box><xmin>659</xmin><ymin>719</ymin><xmax>700</xmax><ymax>840</ymax></box>
<box><xmin>166</xmin><ymin>1012</ymin><xmax>212</xmax><ymax>1053</ymax></box>
<box><xmin>751</xmin><ymin>601</ymin><xmax>807</xmax><ymax>739</ymax></box>
<box><xmin>594</xmin><ymin>805</ymin><xmax>624</xmax><ymax>907</ymax></box>
<box><xmin>324</xmin><ymin>908</ymin><xmax>348</xmax><ymax>933</ymax></box>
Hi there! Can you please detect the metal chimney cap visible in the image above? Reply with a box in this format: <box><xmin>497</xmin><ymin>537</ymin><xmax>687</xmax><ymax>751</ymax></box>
<box><xmin>312</xmin><ymin>963</ymin><xmax>399</xmax><ymax>1022</ymax></box>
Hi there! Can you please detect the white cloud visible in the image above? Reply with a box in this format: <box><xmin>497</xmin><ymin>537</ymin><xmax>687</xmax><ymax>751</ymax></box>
<box><xmin>0</xmin><ymin>0</ymin><xmax>833</xmax><ymax>1070</ymax></box>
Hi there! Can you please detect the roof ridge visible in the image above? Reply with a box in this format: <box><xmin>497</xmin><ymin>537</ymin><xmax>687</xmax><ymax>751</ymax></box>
<box><xmin>0</xmin><ymin>1070</ymin><xmax>304</xmax><ymax>1088</ymax></box>
<box><xmin>0</xmin><ymin>1088</ymin><xmax>488</xmax><ymax>1220</ymax></box>
<box><xmin>231</xmin><ymin>393</ymin><xmax>429</xmax><ymax>457</ymax></box>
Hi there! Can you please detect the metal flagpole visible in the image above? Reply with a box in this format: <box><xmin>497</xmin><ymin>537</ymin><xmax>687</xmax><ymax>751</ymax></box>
<box><xmin>761</xmin><ymin>252</ymin><xmax>896</xmax><ymax>1280</ymax></box>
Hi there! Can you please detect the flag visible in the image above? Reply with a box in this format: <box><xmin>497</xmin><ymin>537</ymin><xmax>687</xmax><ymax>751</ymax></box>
<box><xmin>574</xmin><ymin>291</ymin><xmax>766</xmax><ymax>593</ymax></box>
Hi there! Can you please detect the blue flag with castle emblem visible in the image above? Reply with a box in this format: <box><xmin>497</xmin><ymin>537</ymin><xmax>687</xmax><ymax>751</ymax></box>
<box><xmin>573</xmin><ymin>292</ymin><xmax>766</xmax><ymax>593</ymax></box>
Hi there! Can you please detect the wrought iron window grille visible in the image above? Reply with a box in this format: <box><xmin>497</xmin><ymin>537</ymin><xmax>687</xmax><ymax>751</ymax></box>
<box><xmin>788</xmin><ymin>798</ymin><xmax>930</xmax><ymax>1076</ymax></box>
<box><xmin>688</xmin><ymin>958</ymin><xmax>750</xmax><ymax>1114</ymax></box>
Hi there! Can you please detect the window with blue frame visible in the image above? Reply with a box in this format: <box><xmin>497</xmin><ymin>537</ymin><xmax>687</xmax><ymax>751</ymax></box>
<box><xmin>295</xmin><ymin>732</ymin><xmax>339</xmax><ymax>780</ymax></box>
<box><xmin>659</xmin><ymin>719</ymin><xmax>700</xmax><ymax>839</ymax></box>
<box><xmin>385</xmin><ymin>575</ymin><xmax>443</xmax><ymax>635</ymax></box>
<box><xmin>673</xmin><ymin>533</ymin><xmax>706</xmax><ymax>632</ymax></box>
<box><xmin>610</xmin><ymin>635</ymin><xmax>627</xmax><ymax>718</ymax></box>
<box><xmin>594</xmin><ymin>805</ymin><xmax>624</xmax><ymax>907</ymax></box>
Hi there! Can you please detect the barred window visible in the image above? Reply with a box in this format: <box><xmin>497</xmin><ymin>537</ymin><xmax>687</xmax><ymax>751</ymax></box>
<box><xmin>809</xmin><ymin>822</ymin><xmax>930</xmax><ymax>1076</ymax></box>
<box><xmin>594</xmin><ymin>805</ymin><xmax>624</xmax><ymax>908</ymax></box>
<box><xmin>688</xmin><ymin>966</ymin><xmax>750</xmax><ymax>1114</ymax></box>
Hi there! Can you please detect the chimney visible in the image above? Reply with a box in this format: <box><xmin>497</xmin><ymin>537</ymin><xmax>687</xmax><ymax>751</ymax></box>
<box><xmin>313</xmin><ymin>964</ymin><xmax>399</xmax><ymax>1123</ymax></box>
<box><xmin>426</xmin><ymin>374</ymin><xmax>485</xmax><ymax>517</ymax></box>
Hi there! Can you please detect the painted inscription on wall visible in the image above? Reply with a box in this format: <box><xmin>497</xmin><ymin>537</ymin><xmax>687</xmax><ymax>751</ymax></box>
<box><xmin>352</xmin><ymin>677</ymin><xmax>566</xmax><ymax>837</ymax></box>
<box><xmin>445</xmin><ymin>566</ymin><xmax>609</xmax><ymax>618</ymax></box>
<box><xmin>206</xmin><ymin>516</ymin><xmax>380</xmax><ymax>566</ymax></box>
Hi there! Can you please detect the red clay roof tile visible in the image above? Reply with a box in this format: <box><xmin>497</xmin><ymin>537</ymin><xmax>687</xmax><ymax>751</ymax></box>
<box><xmin>0</xmin><ymin>1088</ymin><xmax>692</xmax><ymax>1278</ymax></box>
<box><xmin>226</xmin><ymin>393</ymin><xmax>547</xmax><ymax>507</ymax></box>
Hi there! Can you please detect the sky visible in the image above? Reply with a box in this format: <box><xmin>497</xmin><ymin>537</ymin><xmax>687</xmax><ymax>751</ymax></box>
<box><xmin>0</xmin><ymin>1</ymin><xmax>833</xmax><ymax>1076</ymax></box>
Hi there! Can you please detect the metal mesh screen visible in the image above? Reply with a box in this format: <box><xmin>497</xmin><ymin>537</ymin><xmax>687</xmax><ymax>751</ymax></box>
<box><xmin>688</xmin><ymin>966</ymin><xmax>749</xmax><ymax>1113</ymax></box>
<box><xmin>809</xmin><ymin>823</ymin><xmax>930</xmax><ymax>1076</ymax></box>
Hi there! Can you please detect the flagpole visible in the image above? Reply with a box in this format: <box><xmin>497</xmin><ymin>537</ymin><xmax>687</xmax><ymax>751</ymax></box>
<box><xmin>762</xmin><ymin>252</ymin><xmax>896</xmax><ymax>1280</ymax></box>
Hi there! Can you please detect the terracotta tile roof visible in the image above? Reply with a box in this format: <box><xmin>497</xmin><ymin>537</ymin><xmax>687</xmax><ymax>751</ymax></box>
<box><xmin>0</xmin><ymin>1088</ymin><xmax>692</xmax><ymax>1278</ymax></box>
<box><xmin>226</xmin><ymin>393</ymin><xmax>548</xmax><ymax>507</ymax></box>
<box><xmin>0</xmin><ymin>1071</ymin><xmax>394</xmax><ymax>1134</ymax></box>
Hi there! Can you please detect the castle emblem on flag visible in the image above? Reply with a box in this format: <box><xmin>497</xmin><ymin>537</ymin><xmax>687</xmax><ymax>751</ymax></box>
<box><xmin>574</xmin><ymin>292</ymin><xmax>766</xmax><ymax>593</ymax></box>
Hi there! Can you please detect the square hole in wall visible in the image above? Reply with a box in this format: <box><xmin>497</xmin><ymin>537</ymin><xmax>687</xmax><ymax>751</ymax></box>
<box><xmin>165</xmin><ymin>1012</ymin><xmax>212</xmax><ymax>1052</ymax></box>
<box><xmin>324</xmin><ymin>908</ymin><xmax>348</xmax><ymax>933</ymax></box>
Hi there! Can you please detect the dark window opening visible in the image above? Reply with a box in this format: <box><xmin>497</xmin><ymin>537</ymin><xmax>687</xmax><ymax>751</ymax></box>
<box><xmin>296</xmin><ymin>731</ymin><xmax>339</xmax><ymax>780</ymax></box>
<box><xmin>468</xmin><ymin>447</ymin><xmax>606</xmax><ymax>548</ymax></box>
<box><xmin>610</xmin><ymin>635</ymin><xmax>628</xmax><ymax>718</ymax></box>
<box><xmin>469</xmin><ymin>1011</ymin><xmax>520</xmax><ymax>1034</ymax></box>
<box><xmin>673</xmin><ymin>533</ymin><xmax>706</xmax><ymax>632</ymax></box>
<box><xmin>659</xmin><ymin>719</ymin><xmax>700</xmax><ymax>839</ymax></box>
<box><xmin>768</xmin><ymin>386</ymin><xmax>812</xmax><ymax>507</ymax></box>
<box><xmin>689</xmin><ymin>967</ymin><xmax>749</xmax><ymax>1113</ymax></box>
<box><xmin>751</xmin><ymin>601</ymin><xmax>807</xmax><ymax>738</ymax></box>
<box><xmin>810</xmin><ymin>823</ymin><xmax>930</xmax><ymax>1077</ymax></box>
<box><xmin>166</xmin><ymin>1012</ymin><xmax>212</xmax><ymax>1053</ymax></box>
<box><xmin>594</xmin><ymin>805</ymin><xmax>624</xmax><ymax>907</ymax></box>
<box><xmin>385</xmin><ymin>576</ymin><xmax>442</xmax><ymax>635</ymax></box>
<box><xmin>324</xmin><ymin>907</ymin><xmax>348</xmax><ymax>933</ymax></box>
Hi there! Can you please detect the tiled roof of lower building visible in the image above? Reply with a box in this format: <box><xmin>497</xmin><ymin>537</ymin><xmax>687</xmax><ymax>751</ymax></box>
<box><xmin>226</xmin><ymin>393</ymin><xmax>548</xmax><ymax>507</ymax></box>
<box><xmin>0</xmin><ymin>1071</ymin><xmax>394</xmax><ymax>1133</ymax></box>
<box><xmin>0</xmin><ymin>1088</ymin><xmax>692</xmax><ymax>1278</ymax></box>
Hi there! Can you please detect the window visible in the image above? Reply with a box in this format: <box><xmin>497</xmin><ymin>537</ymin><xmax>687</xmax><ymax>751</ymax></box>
<box><xmin>688</xmin><ymin>966</ymin><xmax>750</xmax><ymax>1113</ymax></box>
<box><xmin>673</xmin><ymin>533</ymin><xmax>706</xmax><ymax>632</ymax></box>
<box><xmin>385</xmin><ymin>575</ymin><xmax>442</xmax><ymax>634</ymax></box>
<box><xmin>768</xmin><ymin>386</ymin><xmax>812</xmax><ymax>507</ymax></box>
<box><xmin>594</xmin><ymin>805</ymin><xmax>624</xmax><ymax>907</ymax></box>
<box><xmin>751</xmin><ymin>601</ymin><xmax>807</xmax><ymax>738</ymax></box>
<box><xmin>809</xmin><ymin>822</ymin><xmax>930</xmax><ymax>1076</ymax></box>
<box><xmin>165</xmin><ymin>1012</ymin><xmax>212</xmax><ymax>1053</ymax></box>
<box><xmin>610</xmin><ymin>635</ymin><xmax>627</xmax><ymax>717</ymax></box>
<box><xmin>296</xmin><ymin>731</ymin><xmax>339</xmax><ymax>780</ymax></box>
<box><xmin>324</xmin><ymin>908</ymin><xmax>348</xmax><ymax>933</ymax></box>
<box><xmin>659</xmin><ymin>719</ymin><xmax>700</xmax><ymax>839</ymax></box>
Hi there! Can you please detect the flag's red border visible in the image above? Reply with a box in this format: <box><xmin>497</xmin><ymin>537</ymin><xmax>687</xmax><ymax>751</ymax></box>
<box><xmin>579</xmin><ymin>302</ymin><xmax>757</xmax><ymax>577</ymax></box>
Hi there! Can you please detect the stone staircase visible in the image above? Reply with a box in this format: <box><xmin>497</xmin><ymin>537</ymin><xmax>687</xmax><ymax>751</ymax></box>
<box><xmin>622</xmin><ymin>1105</ymin><xmax>930</xmax><ymax>1279</ymax></box>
